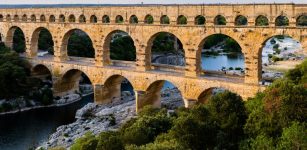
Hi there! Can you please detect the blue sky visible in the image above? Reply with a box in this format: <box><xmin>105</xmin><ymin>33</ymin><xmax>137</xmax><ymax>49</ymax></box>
<box><xmin>0</xmin><ymin>0</ymin><xmax>306</xmax><ymax>4</ymax></box>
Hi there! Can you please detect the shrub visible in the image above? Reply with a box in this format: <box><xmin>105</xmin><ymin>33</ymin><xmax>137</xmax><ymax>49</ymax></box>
<box><xmin>71</xmin><ymin>132</ymin><xmax>98</xmax><ymax>150</ymax></box>
<box><xmin>96</xmin><ymin>131</ymin><xmax>124</xmax><ymax>150</ymax></box>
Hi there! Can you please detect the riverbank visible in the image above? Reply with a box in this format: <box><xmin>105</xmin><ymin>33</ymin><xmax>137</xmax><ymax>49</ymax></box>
<box><xmin>39</xmin><ymin>88</ymin><xmax>184</xmax><ymax>149</ymax></box>
<box><xmin>0</xmin><ymin>85</ymin><xmax>93</xmax><ymax>115</ymax></box>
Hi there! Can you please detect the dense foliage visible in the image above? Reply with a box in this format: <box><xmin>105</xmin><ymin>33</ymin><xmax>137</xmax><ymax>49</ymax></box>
<box><xmin>13</xmin><ymin>28</ymin><xmax>26</xmax><ymax>53</ymax></box>
<box><xmin>67</xmin><ymin>31</ymin><xmax>95</xmax><ymax>58</ymax></box>
<box><xmin>70</xmin><ymin>59</ymin><xmax>307</xmax><ymax>150</ymax></box>
<box><xmin>38</xmin><ymin>29</ymin><xmax>54</xmax><ymax>54</ymax></box>
<box><xmin>110</xmin><ymin>34</ymin><xmax>136</xmax><ymax>61</ymax></box>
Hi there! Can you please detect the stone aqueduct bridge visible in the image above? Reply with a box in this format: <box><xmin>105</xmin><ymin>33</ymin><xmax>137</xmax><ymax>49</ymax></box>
<box><xmin>0</xmin><ymin>4</ymin><xmax>307</xmax><ymax>111</ymax></box>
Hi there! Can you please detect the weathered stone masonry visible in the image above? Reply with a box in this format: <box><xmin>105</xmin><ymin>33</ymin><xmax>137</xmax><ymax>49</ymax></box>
<box><xmin>0</xmin><ymin>4</ymin><xmax>306</xmax><ymax>111</ymax></box>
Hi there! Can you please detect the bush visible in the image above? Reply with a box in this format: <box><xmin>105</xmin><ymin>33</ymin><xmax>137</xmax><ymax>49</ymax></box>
<box><xmin>277</xmin><ymin>122</ymin><xmax>307</xmax><ymax>150</ymax></box>
<box><xmin>96</xmin><ymin>131</ymin><xmax>124</xmax><ymax>150</ymax></box>
<box><xmin>71</xmin><ymin>132</ymin><xmax>98</xmax><ymax>150</ymax></box>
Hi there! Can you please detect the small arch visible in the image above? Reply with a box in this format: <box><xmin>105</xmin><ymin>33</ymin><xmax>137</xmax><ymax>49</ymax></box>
<box><xmin>129</xmin><ymin>15</ymin><xmax>138</xmax><ymax>24</ymax></box>
<box><xmin>68</xmin><ymin>14</ymin><xmax>76</xmax><ymax>22</ymax></box>
<box><xmin>160</xmin><ymin>15</ymin><xmax>170</xmax><ymax>24</ymax></box>
<box><xmin>115</xmin><ymin>15</ymin><xmax>124</xmax><ymax>23</ymax></box>
<box><xmin>90</xmin><ymin>15</ymin><xmax>97</xmax><ymax>23</ymax></box>
<box><xmin>235</xmin><ymin>15</ymin><xmax>248</xmax><ymax>26</ymax></box>
<box><xmin>144</xmin><ymin>14</ymin><xmax>154</xmax><ymax>24</ymax></box>
<box><xmin>275</xmin><ymin>15</ymin><xmax>289</xmax><ymax>26</ymax></box>
<box><xmin>177</xmin><ymin>15</ymin><xmax>187</xmax><ymax>25</ymax></box>
<box><xmin>195</xmin><ymin>15</ymin><xmax>206</xmax><ymax>25</ymax></box>
<box><xmin>6</xmin><ymin>14</ymin><xmax>11</xmax><ymax>22</ymax></box>
<box><xmin>40</xmin><ymin>15</ymin><xmax>46</xmax><ymax>22</ymax></box>
<box><xmin>30</xmin><ymin>14</ymin><xmax>36</xmax><ymax>22</ymax></box>
<box><xmin>198</xmin><ymin>87</ymin><xmax>241</xmax><ymax>104</ymax></box>
<box><xmin>59</xmin><ymin>14</ymin><xmax>65</xmax><ymax>22</ymax></box>
<box><xmin>31</xmin><ymin>64</ymin><xmax>52</xmax><ymax>79</ymax></box>
<box><xmin>49</xmin><ymin>15</ymin><xmax>55</xmax><ymax>22</ymax></box>
<box><xmin>13</xmin><ymin>15</ymin><xmax>19</xmax><ymax>22</ymax></box>
<box><xmin>79</xmin><ymin>15</ymin><xmax>86</xmax><ymax>23</ymax></box>
<box><xmin>296</xmin><ymin>15</ymin><xmax>307</xmax><ymax>26</ymax></box>
<box><xmin>255</xmin><ymin>15</ymin><xmax>269</xmax><ymax>26</ymax></box>
<box><xmin>102</xmin><ymin>15</ymin><xmax>110</xmax><ymax>23</ymax></box>
<box><xmin>214</xmin><ymin>15</ymin><xmax>227</xmax><ymax>25</ymax></box>
<box><xmin>0</xmin><ymin>14</ymin><xmax>3</xmax><ymax>22</ymax></box>
<box><xmin>22</xmin><ymin>14</ymin><xmax>27</xmax><ymax>22</ymax></box>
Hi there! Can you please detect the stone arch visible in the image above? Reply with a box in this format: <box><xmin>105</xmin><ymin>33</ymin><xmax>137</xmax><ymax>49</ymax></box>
<box><xmin>195</xmin><ymin>15</ymin><xmax>206</xmax><ymax>25</ymax></box>
<box><xmin>146</xmin><ymin>31</ymin><xmax>185</xmax><ymax>69</ymax></box>
<box><xmin>115</xmin><ymin>15</ymin><xmax>124</xmax><ymax>23</ymax></box>
<box><xmin>6</xmin><ymin>26</ymin><xmax>25</xmax><ymax>52</ymax></box>
<box><xmin>235</xmin><ymin>15</ymin><xmax>248</xmax><ymax>26</ymax></box>
<box><xmin>259</xmin><ymin>34</ymin><xmax>303</xmax><ymax>83</ymax></box>
<box><xmin>275</xmin><ymin>15</ymin><xmax>289</xmax><ymax>26</ymax></box>
<box><xmin>296</xmin><ymin>14</ymin><xmax>307</xmax><ymax>26</ymax></box>
<box><xmin>54</xmin><ymin>69</ymin><xmax>93</xmax><ymax>96</ymax></box>
<box><xmin>79</xmin><ymin>14</ymin><xmax>86</xmax><ymax>23</ymax></box>
<box><xmin>0</xmin><ymin>14</ymin><xmax>3</xmax><ymax>22</ymax></box>
<box><xmin>129</xmin><ymin>15</ymin><xmax>138</xmax><ymax>24</ymax></box>
<box><xmin>138</xmin><ymin>79</ymin><xmax>184</xmax><ymax>110</ymax></box>
<box><xmin>49</xmin><ymin>15</ymin><xmax>55</xmax><ymax>22</ymax></box>
<box><xmin>197</xmin><ymin>33</ymin><xmax>245</xmax><ymax>75</ymax></box>
<box><xmin>255</xmin><ymin>15</ymin><xmax>269</xmax><ymax>26</ymax></box>
<box><xmin>31</xmin><ymin>64</ymin><xmax>52</xmax><ymax>77</ymax></box>
<box><xmin>103</xmin><ymin>30</ymin><xmax>136</xmax><ymax>63</ymax></box>
<box><xmin>30</xmin><ymin>14</ymin><xmax>36</xmax><ymax>22</ymax></box>
<box><xmin>6</xmin><ymin>14</ymin><xmax>11</xmax><ymax>22</ymax></box>
<box><xmin>160</xmin><ymin>15</ymin><xmax>170</xmax><ymax>24</ymax></box>
<box><xmin>101</xmin><ymin>74</ymin><xmax>135</xmax><ymax>104</ymax></box>
<box><xmin>177</xmin><ymin>15</ymin><xmax>187</xmax><ymax>25</ymax></box>
<box><xmin>102</xmin><ymin>15</ymin><xmax>110</xmax><ymax>23</ymax></box>
<box><xmin>22</xmin><ymin>14</ymin><xmax>27</xmax><ymax>22</ymax></box>
<box><xmin>61</xmin><ymin>28</ymin><xmax>95</xmax><ymax>58</ymax></box>
<box><xmin>68</xmin><ymin>14</ymin><xmax>76</xmax><ymax>22</ymax></box>
<box><xmin>13</xmin><ymin>15</ymin><xmax>19</xmax><ymax>22</ymax></box>
<box><xmin>144</xmin><ymin>14</ymin><xmax>154</xmax><ymax>24</ymax></box>
<box><xmin>197</xmin><ymin>87</ymin><xmax>242</xmax><ymax>104</ymax></box>
<box><xmin>90</xmin><ymin>15</ymin><xmax>97</xmax><ymax>23</ymax></box>
<box><xmin>214</xmin><ymin>15</ymin><xmax>226</xmax><ymax>25</ymax></box>
<box><xmin>30</xmin><ymin>27</ymin><xmax>54</xmax><ymax>57</ymax></box>
<box><xmin>59</xmin><ymin>14</ymin><xmax>65</xmax><ymax>22</ymax></box>
<box><xmin>40</xmin><ymin>15</ymin><xmax>46</xmax><ymax>22</ymax></box>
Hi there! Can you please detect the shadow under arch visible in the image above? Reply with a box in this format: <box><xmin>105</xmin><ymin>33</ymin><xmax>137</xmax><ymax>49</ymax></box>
<box><xmin>146</xmin><ymin>31</ymin><xmax>185</xmax><ymax>72</ymax></box>
<box><xmin>30</xmin><ymin>27</ymin><xmax>54</xmax><ymax>57</ymax></box>
<box><xmin>54</xmin><ymin>69</ymin><xmax>93</xmax><ymax>97</ymax></box>
<box><xmin>61</xmin><ymin>28</ymin><xmax>95</xmax><ymax>59</ymax></box>
<box><xmin>137</xmin><ymin>80</ymin><xmax>184</xmax><ymax>111</ymax></box>
<box><xmin>103</xmin><ymin>30</ymin><xmax>136</xmax><ymax>66</ymax></box>
<box><xmin>197</xmin><ymin>33</ymin><xmax>245</xmax><ymax>78</ymax></box>
<box><xmin>99</xmin><ymin>74</ymin><xmax>135</xmax><ymax>104</ymax></box>
<box><xmin>6</xmin><ymin>26</ymin><xmax>25</xmax><ymax>53</ymax></box>
<box><xmin>31</xmin><ymin>64</ymin><xmax>52</xmax><ymax>77</ymax></box>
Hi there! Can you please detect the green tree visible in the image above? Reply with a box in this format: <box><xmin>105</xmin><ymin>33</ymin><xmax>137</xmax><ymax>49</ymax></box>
<box><xmin>96</xmin><ymin>131</ymin><xmax>124</xmax><ymax>150</ymax></box>
<box><xmin>71</xmin><ymin>132</ymin><xmax>98</xmax><ymax>150</ymax></box>
<box><xmin>277</xmin><ymin>122</ymin><xmax>307</xmax><ymax>150</ymax></box>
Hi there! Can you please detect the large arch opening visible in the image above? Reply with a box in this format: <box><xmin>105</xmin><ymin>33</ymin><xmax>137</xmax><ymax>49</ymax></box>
<box><xmin>101</xmin><ymin>75</ymin><xmax>135</xmax><ymax>104</ymax></box>
<box><xmin>261</xmin><ymin>35</ymin><xmax>304</xmax><ymax>85</ymax></box>
<box><xmin>30</xmin><ymin>27</ymin><xmax>54</xmax><ymax>57</ymax></box>
<box><xmin>297</xmin><ymin>15</ymin><xmax>307</xmax><ymax>26</ymax></box>
<box><xmin>29</xmin><ymin>64</ymin><xmax>54</xmax><ymax>105</ymax></box>
<box><xmin>139</xmin><ymin>80</ymin><xmax>184</xmax><ymax>111</ymax></box>
<box><xmin>148</xmin><ymin>32</ymin><xmax>185</xmax><ymax>72</ymax></box>
<box><xmin>104</xmin><ymin>30</ymin><xmax>136</xmax><ymax>67</ymax></box>
<box><xmin>6</xmin><ymin>26</ymin><xmax>26</xmax><ymax>53</ymax></box>
<box><xmin>199</xmin><ymin>34</ymin><xmax>245</xmax><ymax>78</ymax></box>
<box><xmin>62</xmin><ymin>29</ymin><xmax>95</xmax><ymax>60</ymax></box>
<box><xmin>54</xmin><ymin>69</ymin><xmax>94</xmax><ymax>103</ymax></box>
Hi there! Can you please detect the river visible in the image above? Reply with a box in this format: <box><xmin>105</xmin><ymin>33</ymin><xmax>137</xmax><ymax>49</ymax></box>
<box><xmin>0</xmin><ymin>95</ymin><xmax>94</xmax><ymax>150</ymax></box>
